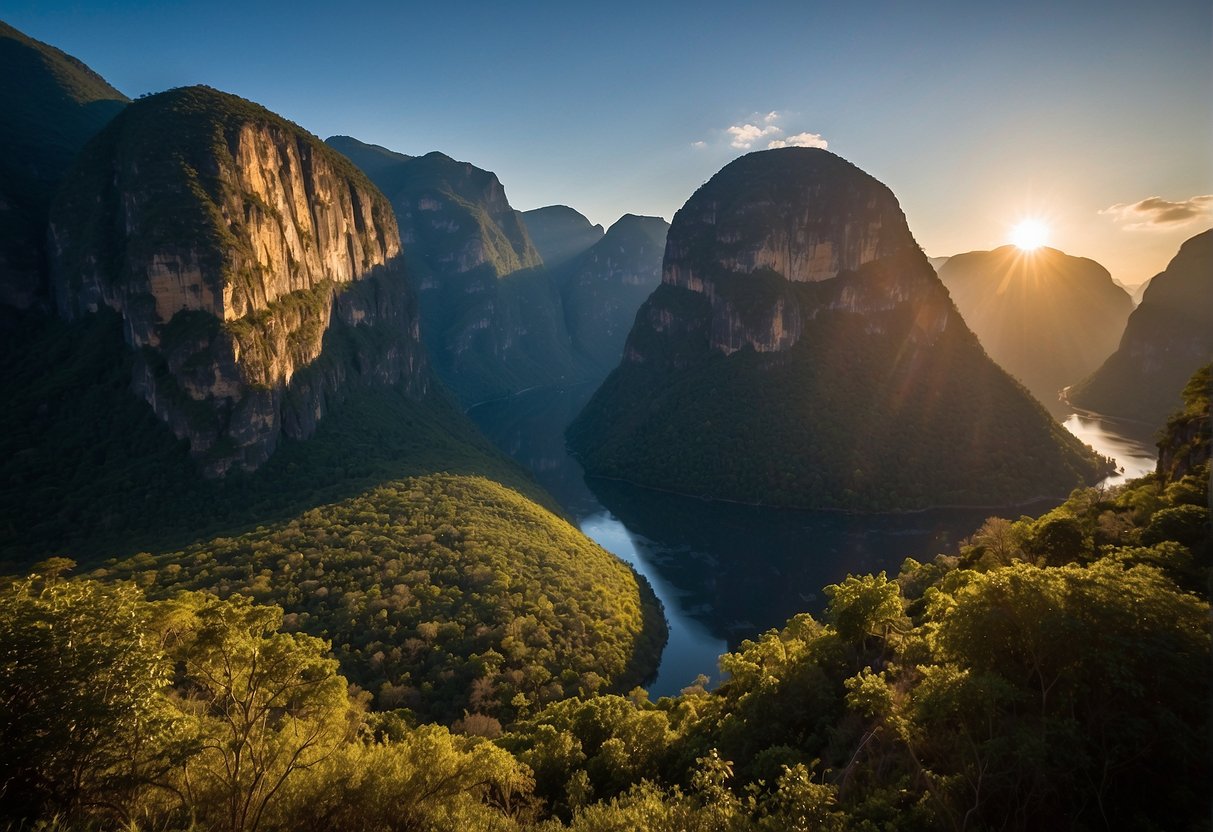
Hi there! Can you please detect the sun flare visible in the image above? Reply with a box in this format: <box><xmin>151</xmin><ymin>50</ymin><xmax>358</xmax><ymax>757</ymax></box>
<box><xmin>1010</xmin><ymin>219</ymin><xmax>1050</xmax><ymax>251</ymax></box>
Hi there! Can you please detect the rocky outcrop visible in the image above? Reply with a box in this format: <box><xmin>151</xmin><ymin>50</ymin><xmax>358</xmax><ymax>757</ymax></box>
<box><xmin>0</xmin><ymin>21</ymin><xmax>128</xmax><ymax>310</ymax></box>
<box><xmin>49</xmin><ymin>87</ymin><xmax>427</xmax><ymax>476</ymax></box>
<box><xmin>1067</xmin><ymin>229</ymin><xmax>1213</xmax><ymax>427</ymax></box>
<box><xmin>570</xmin><ymin>148</ymin><xmax>1108</xmax><ymax>511</ymax></box>
<box><xmin>628</xmin><ymin>150</ymin><xmax>944</xmax><ymax>365</ymax></box>
<box><xmin>938</xmin><ymin>246</ymin><xmax>1132</xmax><ymax>414</ymax></box>
<box><xmin>327</xmin><ymin>136</ymin><xmax>587</xmax><ymax>404</ymax></box>
<box><xmin>558</xmin><ymin>213</ymin><xmax>669</xmax><ymax>371</ymax></box>
<box><xmin>521</xmin><ymin>205</ymin><xmax>604</xmax><ymax>268</ymax></box>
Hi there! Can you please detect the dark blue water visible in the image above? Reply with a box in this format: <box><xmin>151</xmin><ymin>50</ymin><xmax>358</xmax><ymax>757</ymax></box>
<box><xmin>469</xmin><ymin>384</ymin><xmax>1154</xmax><ymax>697</ymax></box>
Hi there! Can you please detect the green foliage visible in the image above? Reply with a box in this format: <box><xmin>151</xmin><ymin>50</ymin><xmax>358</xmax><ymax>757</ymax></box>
<box><xmin>166</xmin><ymin>593</ymin><xmax>359</xmax><ymax>832</ymax></box>
<box><xmin>0</xmin><ymin>308</ymin><xmax>554</xmax><ymax>563</ymax></box>
<box><xmin>0</xmin><ymin>580</ymin><xmax>530</xmax><ymax>831</ymax></box>
<box><xmin>269</xmin><ymin>725</ymin><xmax>533</xmax><ymax>831</ymax></box>
<box><xmin>571</xmin><ymin>251</ymin><xmax>1110</xmax><ymax>510</ymax></box>
<box><xmin>0</xmin><ymin>573</ymin><xmax>180</xmax><ymax>823</ymax></box>
<box><xmin>103</xmin><ymin>474</ymin><xmax>666</xmax><ymax>724</ymax></box>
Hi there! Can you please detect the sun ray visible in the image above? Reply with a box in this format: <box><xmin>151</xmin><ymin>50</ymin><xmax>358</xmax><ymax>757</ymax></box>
<box><xmin>1010</xmin><ymin>219</ymin><xmax>1049</xmax><ymax>251</ymax></box>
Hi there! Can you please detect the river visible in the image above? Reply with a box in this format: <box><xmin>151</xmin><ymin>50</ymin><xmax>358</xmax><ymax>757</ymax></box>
<box><xmin>469</xmin><ymin>385</ymin><xmax>1158</xmax><ymax>697</ymax></box>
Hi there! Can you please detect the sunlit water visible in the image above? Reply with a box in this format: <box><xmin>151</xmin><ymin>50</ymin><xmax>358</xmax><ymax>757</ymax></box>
<box><xmin>1062</xmin><ymin>412</ymin><xmax>1157</xmax><ymax>487</ymax></box>
<box><xmin>470</xmin><ymin>385</ymin><xmax>1158</xmax><ymax>697</ymax></box>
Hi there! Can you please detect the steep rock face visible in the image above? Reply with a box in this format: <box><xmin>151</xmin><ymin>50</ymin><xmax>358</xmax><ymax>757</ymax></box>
<box><xmin>1067</xmin><ymin>229</ymin><xmax>1213</xmax><ymax>426</ymax></box>
<box><xmin>557</xmin><ymin>213</ymin><xmax>669</xmax><ymax>371</ymax></box>
<box><xmin>570</xmin><ymin>148</ymin><xmax>1107</xmax><ymax>510</ymax></box>
<box><xmin>521</xmin><ymin>204</ymin><xmax>604</xmax><ymax>268</ymax></box>
<box><xmin>49</xmin><ymin>87</ymin><xmax>427</xmax><ymax>476</ymax></box>
<box><xmin>0</xmin><ymin>21</ymin><xmax>127</xmax><ymax>310</ymax></box>
<box><xmin>938</xmin><ymin>246</ymin><xmax>1132</xmax><ymax>414</ymax></box>
<box><xmin>327</xmin><ymin>136</ymin><xmax>587</xmax><ymax>403</ymax></box>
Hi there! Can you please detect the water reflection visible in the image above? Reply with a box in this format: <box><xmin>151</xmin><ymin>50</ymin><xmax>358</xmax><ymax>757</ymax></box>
<box><xmin>470</xmin><ymin>385</ymin><xmax>1158</xmax><ymax>697</ymax></box>
<box><xmin>1062</xmin><ymin>412</ymin><xmax>1157</xmax><ymax>487</ymax></box>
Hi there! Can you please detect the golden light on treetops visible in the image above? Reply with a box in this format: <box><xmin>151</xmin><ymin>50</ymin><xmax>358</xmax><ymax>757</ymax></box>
<box><xmin>1010</xmin><ymin>218</ymin><xmax>1050</xmax><ymax>251</ymax></box>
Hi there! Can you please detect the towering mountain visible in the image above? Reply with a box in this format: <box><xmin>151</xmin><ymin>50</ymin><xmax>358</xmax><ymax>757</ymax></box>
<box><xmin>1066</xmin><ymin>229</ymin><xmax>1213</xmax><ymax>426</ymax></box>
<box><xmin>938</xmin><ymin>246</ymin><xmax>1132</xmax><ymax>413</ymax></box>
<box><xmin>569</xmin><ymin>149</ymin><xmax>1107</xmax><ymax>510</ymax></box>
<box><xmin>2</xmin><ymin>81</ymin><xmax>664</xmax><ymax>708</ymax></box>
<box><xmin>48</xmin><ymin>86</ymin><xmax>427</xmax><ymax>476</ymax></box>
<box><xmin>521</xmin><ymin>205</ymin><xmax>604</xmax><ymax>268</ymax></box>
<box><xmin>0</xmin><ymin>20</ymin><xmax>128</xmax><ymax>309</ymax></box>
<box><xmin>326</xmin><ymin>136</ymin><xmax>586</xmax><ymax>404</ymax></box>
<box><xmin>558</xmin><ymin>213</ymin><xmax>669</xmax><ymax>371</ymax></box>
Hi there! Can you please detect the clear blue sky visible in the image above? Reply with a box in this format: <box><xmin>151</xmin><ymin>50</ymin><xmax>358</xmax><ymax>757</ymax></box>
<box><xmin>5</xmin><ymin>0</ymin><xmax>1210</xmax><ymax>286</ymax></box>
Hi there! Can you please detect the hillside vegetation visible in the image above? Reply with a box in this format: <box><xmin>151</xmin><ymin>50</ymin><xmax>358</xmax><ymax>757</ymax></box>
<box><xmin>100</xmin><ymin>473</ymin><xmax>666</xmax><ymax>723</ymax></box>
<box><xmin>4</xmin><ymin>367</ymin><xmax>1207</xmax><ymax>831</ymax></box>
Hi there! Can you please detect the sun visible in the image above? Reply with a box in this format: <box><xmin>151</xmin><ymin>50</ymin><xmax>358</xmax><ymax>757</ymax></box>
<box><xmin>1010</xmin><ymin>219</ymin><xmax>1050</xmax><ymax>251</ymax></box>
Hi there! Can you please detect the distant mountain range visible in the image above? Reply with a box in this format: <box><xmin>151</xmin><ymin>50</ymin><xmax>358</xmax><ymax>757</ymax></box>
<box><xmin>520</xmin><ymin>205</ymin><xmax>604</xmax><ymax>269</ymax></box>
<box><xmin>325</xmin><ymin>136</ymin><xmax>667</xmax><ymax>402</ymax></box>
<box><xmin>937</xmin><ymin>245</ymin><xmax>1132</xmax><ymax>414</ymax></box>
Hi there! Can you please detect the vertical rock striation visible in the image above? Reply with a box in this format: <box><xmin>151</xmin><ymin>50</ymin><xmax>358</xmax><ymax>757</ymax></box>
<box><xmin>49</xmin><ymin>87</ymin><xmax>428</xmax><ymax>476</ymax></box>
<box><xmin>556</xmin><ymin>213</ymin><xmax>669</xmax><ymax>371</ymax></box>
<box><xmin>327</xmin><ymin>136</ymin><xmax>587</xmax><ymax>404</ymax></box>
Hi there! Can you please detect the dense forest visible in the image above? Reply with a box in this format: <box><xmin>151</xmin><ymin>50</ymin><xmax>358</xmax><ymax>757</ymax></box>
<box><xmin>4</xmin><ymin>366</ymin><xmax>1208</xmax><ymax>831</ymax></box>
<box><xmin>571</xmin><ymin>251</ymin><xmax>1112</xmax><ymax>510</ymax></box>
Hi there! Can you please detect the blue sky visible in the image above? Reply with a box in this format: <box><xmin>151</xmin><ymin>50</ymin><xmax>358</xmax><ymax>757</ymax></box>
<box><xmin>6</xmin><ymin>0</ymin><xmax>1210</xmax><ymax>285</ymax></box>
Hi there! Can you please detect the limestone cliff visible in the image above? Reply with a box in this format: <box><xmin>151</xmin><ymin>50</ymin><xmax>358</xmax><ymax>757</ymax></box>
<box><xmin>631</xmin><ymin>150</ymin><xmax>945</xmax><ymax>363</ymax></box>
<box><xmin>327</xmin><ymin>136</ymin><xmax>587</xmax><ymax>404</ymax></box>
<box><xmin>556</xmin><ymin>213</ymin><xmax>669</xmax><ymax>371</ymax></box>
<box><xmin>49</xmin><ymin>87</ymin><xmax>427</xmax><ymax>476</ymax></box>
<box><xmin>1067</xmin><ymin>229</ymin><xmax>1213</xmax><ymax>426</ymax></box>
<box><xmin>570</xmin><ymin>148</ymin><xmax>1108</xmax><ymax>511</ymax></box>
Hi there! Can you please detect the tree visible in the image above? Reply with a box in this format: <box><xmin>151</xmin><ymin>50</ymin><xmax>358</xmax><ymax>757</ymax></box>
<box><xmin>0</xmin><ymin>575</ymin><xmax>181</xmax><ymax>824</ymax></box>
<box><xmin>167</xmin><ymin>593</ymin><xmax>360</xmax><ymax>832</ymax></box>
<box><xmin>824</xmin><ymin>572</ymin><xmax>906</xmax><ymax>654</ymax></box>
<box><xmin>270</xmin><ymin>725</ymin><xmax>533</xmax><ymax>831</ymax></box>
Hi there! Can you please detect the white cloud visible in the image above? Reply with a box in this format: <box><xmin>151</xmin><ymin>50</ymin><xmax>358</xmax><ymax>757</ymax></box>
<box><xmin>727</xmin><ymin>122</ymin><xmax>783</xmax><ymax>149</ymax></box>
<box><xmin>767</xmin><ymin>132</ymin><xmax>828</xmax><ymax>150</ymax></box>
<box><xmin>1100</xmin><ymin>194</ymin><xmax>1213</xmax><ymax>230</ymax></box>
<box><xmin>693</xmin><ymin>111</ymin><xmax>828</xmax><ymax>153</ymax></box>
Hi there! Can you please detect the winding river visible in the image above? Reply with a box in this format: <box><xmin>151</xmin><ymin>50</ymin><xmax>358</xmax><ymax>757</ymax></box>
<box><xmin>470</xmin><ymin>385</ymin><xmax>1158</xmax><ymax>697</ymax></box>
